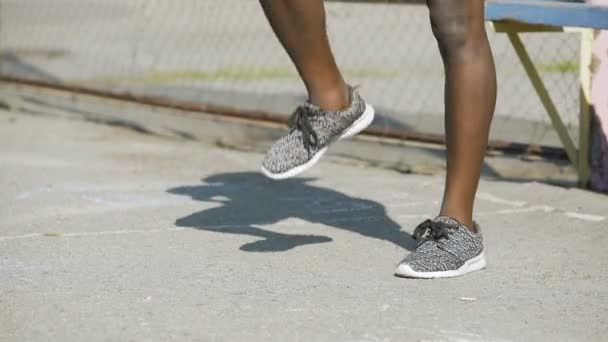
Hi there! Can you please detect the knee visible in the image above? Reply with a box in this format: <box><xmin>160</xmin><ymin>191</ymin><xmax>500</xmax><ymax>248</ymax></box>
<box><xmin>427</xmin><ymin>0</ymin><xmax>483</xmax><ymax>57</ymax></box>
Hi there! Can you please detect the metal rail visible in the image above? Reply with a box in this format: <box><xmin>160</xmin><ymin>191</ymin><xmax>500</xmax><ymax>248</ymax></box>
<box><xmin>1</xmin><ymin>76</ymin><xmax>568</xmax><ymax>160</ymax></box>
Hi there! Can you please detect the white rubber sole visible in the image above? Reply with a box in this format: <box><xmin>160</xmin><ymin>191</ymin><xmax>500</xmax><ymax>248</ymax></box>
<box><xmin>261</xmin><ymin>103</ymin><xmax>375</xmax><ymax>180</ymax></box>
<box><xmin>394</xmin><ymin>252</ymin><xmax>487</xmax><ymax>279</ymax></box>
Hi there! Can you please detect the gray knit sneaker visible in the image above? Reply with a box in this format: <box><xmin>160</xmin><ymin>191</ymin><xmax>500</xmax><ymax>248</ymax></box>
<box><xmin>395</xmin><ymin>216</ymin><xmax>486</xmax><ymax>279</ymax></box>
<box><xmin>261</xmin><ymin>87</ymin><xmax>374</xmax><ymax>180</ymax></box>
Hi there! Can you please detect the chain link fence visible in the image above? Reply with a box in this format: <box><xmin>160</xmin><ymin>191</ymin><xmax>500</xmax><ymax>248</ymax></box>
<box><xmin>0</xmin><ymin>0</ymin><xmax>582</xmax><ymax>147</ymax></box>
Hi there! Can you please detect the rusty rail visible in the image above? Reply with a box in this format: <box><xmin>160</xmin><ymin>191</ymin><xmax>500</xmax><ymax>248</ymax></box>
<box><xmin>0</xmin><ymin>76</ymin><xmax>568</xmax><ymax>159</ymax></box>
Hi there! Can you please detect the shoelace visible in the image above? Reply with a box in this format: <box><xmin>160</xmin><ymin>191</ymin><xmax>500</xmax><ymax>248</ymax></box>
<box><xmin>288</xmin><ymin>106</ymin><xmax>319</xmax><ymax>153</ymax></box>
<box><xmin>412</xmin><ymin>219</ymin><xmax>454</xmax><ymax>241</ymax></box>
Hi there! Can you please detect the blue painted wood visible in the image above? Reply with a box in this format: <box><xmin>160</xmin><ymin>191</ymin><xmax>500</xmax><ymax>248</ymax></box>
<box><xmin>486</xmin><ymin>0</ymin><xmax>608</xmax><ymax>29</ymax></box>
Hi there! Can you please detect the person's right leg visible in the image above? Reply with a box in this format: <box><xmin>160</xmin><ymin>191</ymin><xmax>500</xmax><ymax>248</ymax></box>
<box><xmin>259</xmin><ymin>0</ymin><xmax>374</xmax><ymax>179</ymax></box>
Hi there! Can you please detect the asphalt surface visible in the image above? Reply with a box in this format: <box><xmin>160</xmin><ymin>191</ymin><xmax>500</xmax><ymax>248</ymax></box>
<box><xmin>1</xmin><ymin>108</ymin><xmax>607</xmax><ymax>341</ymax></box>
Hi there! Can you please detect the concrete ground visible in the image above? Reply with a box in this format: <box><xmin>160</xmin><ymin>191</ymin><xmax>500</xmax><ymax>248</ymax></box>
<box><xmin>1</xmin><ymin>109</ymin><xmax>607</xmax><ymax>341</ymax></box>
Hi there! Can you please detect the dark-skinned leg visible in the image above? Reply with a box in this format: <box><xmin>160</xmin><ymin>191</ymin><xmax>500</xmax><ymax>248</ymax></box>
<box><xmin>428</xmin><ymin>0</ymin><xmax>497</xmax><ymax>229</ymax></box>
<box><xmin>259</xmin><ymin>0</ymin><xmax>374</xmax><ymax>180</ymax></box>
<box><xmin>259</xmin><ymin>0</ymin><xmax>349</xmax><ymax>111</ymax></box>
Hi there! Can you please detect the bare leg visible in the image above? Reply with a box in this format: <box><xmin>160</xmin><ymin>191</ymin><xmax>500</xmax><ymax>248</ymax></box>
<box><xmin>259</xmin><ymin>0</ymin><xmax>349</xmax><ymax>110</ymax></box>
<box><xmin>427</xmin><ymin>0</ymin><xmax>497</xmax><ymax>229</ymax></box>
<box><xmin>259</xmin><ymin>0</ymin><xmax>496</xmax><ymax>228</ymax></box>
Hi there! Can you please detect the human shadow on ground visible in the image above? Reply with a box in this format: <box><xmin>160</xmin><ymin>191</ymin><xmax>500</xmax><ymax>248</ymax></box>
<box><xmin>168</xmin><ymin>172</ymin><xmax>416</xmax><ymax>252</ymax></box>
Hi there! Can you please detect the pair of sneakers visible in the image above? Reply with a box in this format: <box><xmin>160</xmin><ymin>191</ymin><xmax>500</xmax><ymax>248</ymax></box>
<box><xmin>261</xmin><ymin>87</ymin><xmax>486</xmax><ymax>278</ymax></box>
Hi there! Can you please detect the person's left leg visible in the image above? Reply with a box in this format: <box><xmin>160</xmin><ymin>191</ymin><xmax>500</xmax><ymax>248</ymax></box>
<box><xmin>396</xmin><ymin>0</ymin><xmax>496</xmax><ymax>279</ymax></box>
<box><xmin>432</xmin><ymin>0</ymin><xmax>497</xmax><ymax>230</ymax></box>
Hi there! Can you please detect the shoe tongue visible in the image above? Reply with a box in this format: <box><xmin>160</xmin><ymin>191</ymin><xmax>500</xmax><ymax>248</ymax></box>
<box><xmin>433</xmin><ymin>216</ymin><xmax>462</xmax><ymax>227</ymax></box>
<box><xmin>302</xmin><ymin>102</ymin><xmax>326</xmax><ymax>117</ymax></box>
<box><xmin>433</xmin><ymin>216</ymin><xmax>480</xmax><ymax>237</ymax></box>
<box><xmin>303</xmin><ymin>101</ymin><xmax>321</xmax><ymax>111</ymax></box>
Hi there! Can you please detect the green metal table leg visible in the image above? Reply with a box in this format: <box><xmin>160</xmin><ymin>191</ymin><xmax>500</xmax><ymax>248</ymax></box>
<box><xmin>578</xmin><ymin>28</ymin><xmax>593</xmax><ymax>188</ymax></box>
<box><xmin>506</xmin><ymin>31</ymin><xmax>579</xmax><ymax>167</ymax></box>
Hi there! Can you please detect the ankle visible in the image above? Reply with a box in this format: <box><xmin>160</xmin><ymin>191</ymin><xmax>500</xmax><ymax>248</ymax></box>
<box><xmin>308</xmin><ymin>83</ymin><xmax>350</xmax><ymax>111</ymax></box>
